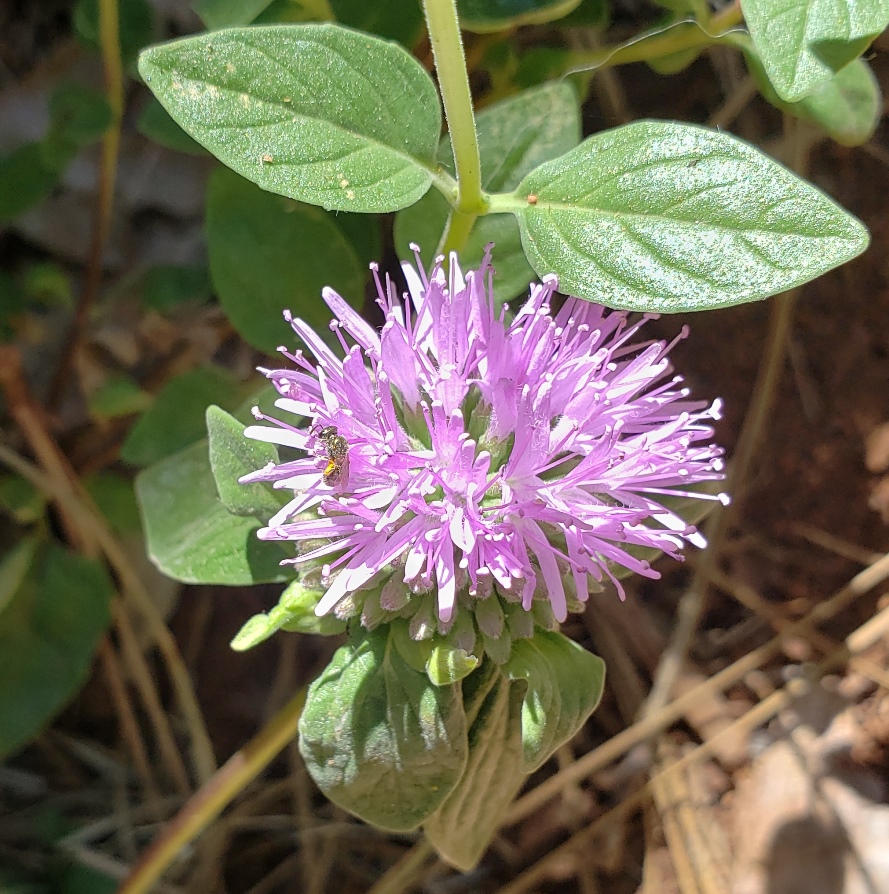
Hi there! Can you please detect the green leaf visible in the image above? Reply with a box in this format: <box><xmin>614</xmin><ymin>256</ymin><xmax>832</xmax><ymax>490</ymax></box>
<box><xmin>299</xmin><ymin>627</ymin><xmax>468</xmax><ymax>831</ymax></box>
<box><xmin>558</xmin><ymin>0</ymin><xmax>608</xmax><ymax>26</ymax></box>
<box><xmin>52</xmin><ymin>862</ymin><xmax>118</xmax><ymax>894</ymax></box>
<box><xmin>87</xmin><ymin>374</ymin><xmax>153</xmax><ymax>421</ymax></box>
<box><xmin>740</xmin><ymin>0</ymin><xmax>889</xmax><ymax>102</ymax></box>
<box><xmin>137</xmin><ymin>99</ymin><xmax>207</xmax><ymax>155</ymax></box>
<box><xmin>742</xmin><ymin>37</ymin><xmax>881</xmax><ymax>147</ymax></box>
<box><xmin>230</xmin><ymin>579</ymin><xmax>346</xmax><ymax>650</ymax></box>
<box><xmin>515</xmin><ymin>47</ymin><xmax>572</xmax><ymax>88</ymax></box>
<box><xmin>83</xmin><ymin>473</ymin><xmax>143</xmax><ymax>536</ymax></box>
<box><xmin>458</xmin><ymin>0</ymin><xmax>583</xmax><ymax>31</ymax></box>
<box><xmin>0</xmin><ymin>145</ymin><xmax>59</xmax><ymax>221</ymax></box>
<box><xmin>789</xmin><ymin>58</ymin><xmax>881</xmax><ymax>146</ymax></box>
<box><xmin>206</xmin><ymin>166</ymin><xmax>365</xmax><ymax>354</ymax></box>
<box><xmin>206</xmin><ymin>405</ymin><xmax>285</xmax><ymax>518</ymax></box>
<box><xmin>140</xmin><ymin>264</ymin><xmax>212</xmax><ymax>311</ymax></box>
<box><xmin>505</xmin><ymin>630</ymin><xmax>605</xmax><ymax>772</ymax></box>
<box><xmin>423</xmin><ymin>665</ymin><xmax>527</xmax><ymax>870</ymax></box>
<box><xmin>0</xmin><ymin>85</ymin><xmax>112</xmax><ymax>223</ymax></box>
<box><xmin>331</xmin><ymin>211</ymin><xmax>382</xmax><ymax>269</ymax></box>
<box><xmin>234</xmin><ymin>382</ymin><xmax>285</xmax><ymax>425</ymax></box>
<box><xmin>22</xmin><ymin>263</ymin><xmax>73</xmax><ymax>308</ymax></box>
<box><xmin>42</xmin><ymin>85</ymin><xmax>112</xmax><ymax>169</ymax></box>
<box><xmin>330</xmin><ymin>0</ymin><xmax>425</xmax><ymax>45</ymax></box>
<box><xmin>0</xmin><ymin>539</ymin><xmax>37</xmax><ymax>619</ymax></box>
<box><xmin>509</xmin><ymin>120</ymin><xmax>869</xmax><ymax>312</ymax></box>
<box><xmin>121</xmin><ymin>366</ymin><xmax>246</xmax><ymax>467</ymax></box>
<box><xmin>252</xmin><ymin>0</ymin><xmax>332</xmax><ymax>25</ymax></box>
<box><xmin>0</xmin><ymin>542</ymin><xmax>113</xmax><ymax>759</ymax></box>
<box><xmin>135</xmin><ymin>440</ymin><xmax>291</xmax><ymax>584</ymax></box>
<box><xmin>0</xmin><ymin>476</ymin><xmax>46</xmax><ymax>525</ymax></box>
<box><xmin>138</xmin><ymin>24</ymin><xmax>441</xmax><ymax>212</ymax></box>
<box><xmin>647</xmin><ymin>45</ymin><xmax>703</xmax><ymax>75</ymax></box>
<box><xmin>194</xmin><ymin>0</ymin><xmax>277</xmax><ymax>29</ymax></box>
<box><xmin>395</xmin><ymin>81</ymin><xmax>580</xmax><ymax>306</ymax></box>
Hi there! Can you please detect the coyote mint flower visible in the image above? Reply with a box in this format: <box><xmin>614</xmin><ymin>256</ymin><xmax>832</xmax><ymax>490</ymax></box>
<box><xmin>242</xmin><ymin>247</ymin><xmax>725</xmax><ymax>632</ymax></box>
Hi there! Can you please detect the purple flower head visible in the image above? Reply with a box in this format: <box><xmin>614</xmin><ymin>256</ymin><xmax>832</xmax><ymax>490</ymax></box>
<box><xmin>242</xmin><ymin>247</ymin><xmax>726</xmax><ymax>636</ymax></box>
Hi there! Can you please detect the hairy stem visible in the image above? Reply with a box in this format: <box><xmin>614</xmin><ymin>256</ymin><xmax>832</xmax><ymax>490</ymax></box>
<box><xmin>423</xmin><ymin>0</ymin><xmax>486</xmax><ymax>243</ymax></box>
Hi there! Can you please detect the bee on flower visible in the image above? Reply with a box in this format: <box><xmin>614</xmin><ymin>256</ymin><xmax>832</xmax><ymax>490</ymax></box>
<box><xmin>241</xmin><ymin>246</ymin><xmax>726</xmax><ymax>648</ymax></box>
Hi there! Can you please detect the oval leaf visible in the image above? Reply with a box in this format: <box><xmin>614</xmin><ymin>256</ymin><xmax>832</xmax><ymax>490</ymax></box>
<box><xmin>121</xmin><ymin>366</ymin><xmax>245</xmax><ymax>467</ymax></box>
<box><xmin>510</xmin><ymin>120</ymin><xmax>869</xmax><ymax>312</ymax></box>
<box><xmin>741</xmin><ymin>0</ymin><xmax>889</xmax><ymax>102</ymax></box>
<box><xmin>138</xmin><ymin>24</ymin><xmax>441</xmax><ymax>212</ymax></box>
<box><xmin>135</xmin><ymin>441</ymin><xmax>290</xmax><ymax>585</ymax></box>
<box><xmin>505</xmin><ymin>630</ymin><xmax>605</xmax><ymax>772</ymax></box>
<box><xmin>298</xmin><ymin>627</ymin><xmax>468</xmax><ymax>831</ymax></box>
<box><xmin>206</xmin><ymin>166</ymin><xmax>365</xmax><ymax>354</ymax></box>
<box><xmin>743</xmin><ymin>37</ymin><xmax>881</xmax><ymax>147</ymax></box>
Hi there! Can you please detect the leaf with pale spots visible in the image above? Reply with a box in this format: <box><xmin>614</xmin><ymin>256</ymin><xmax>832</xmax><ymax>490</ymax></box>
<box><xmin>138</xmin><ymin>24</ymin><xmax>441</xmax><ymax>213</ymax></box>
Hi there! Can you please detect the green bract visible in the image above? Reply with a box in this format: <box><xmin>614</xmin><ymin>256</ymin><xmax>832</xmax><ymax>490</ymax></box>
<box><xmin>298</xmin><ymin>628</ymin><xmax>469</xmax><ymax>831</ymax></box>
<box><xmin>297</xmin><ymin>625</ymin><xmax>605</xmax><ymax>865</ymax></box>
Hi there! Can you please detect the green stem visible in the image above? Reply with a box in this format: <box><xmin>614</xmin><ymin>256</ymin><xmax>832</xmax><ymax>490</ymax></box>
<box><xmin>440</xmin><ymin>210</ymin><xmax>478</xmax><ymax>256</ymax></box>
<box><xmin>567</xmin><ymin>2</ymin><xmax>743</xmax><ymax>73</ymax></box>
<box><xmin>49</xmin><ymin>0</ymin><xmax>124</xmax><ymax>408</ymax></box>
<box><xmin>423</xmin><ymin>0</ymin><xmax>486</xmax><ymax>231</ymax></box>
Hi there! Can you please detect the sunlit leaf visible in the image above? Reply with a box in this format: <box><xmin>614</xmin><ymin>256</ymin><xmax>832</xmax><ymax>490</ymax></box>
<box><xmin>741</xmin><ymin>0</ymin><xmax>889</xmax><ymax>101</ymax></box>
<box><xmin>505</xmin><ymin>630</ymin><xmax>605</xmax><ymax>771</ymax></box>
<box><xmin>206</xmin><ymin>405</ymin><xmax>285</xmax><ymax>519</ymax></box>
<box><xmin>139</xmin><ymin>24</ymin><xmax>441</xmax><ymax>212</ymax></box>
<box><xmin>510</xmin><ymin>120</ymin><xmax>869</xmax><ymax>312</ymax></box>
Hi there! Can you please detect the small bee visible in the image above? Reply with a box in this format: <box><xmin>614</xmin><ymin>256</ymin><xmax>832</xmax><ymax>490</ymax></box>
<box><xmin>312</xmin><ymin>424</ymin><xmax>350</xmax><ymax>486</ymax></box>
